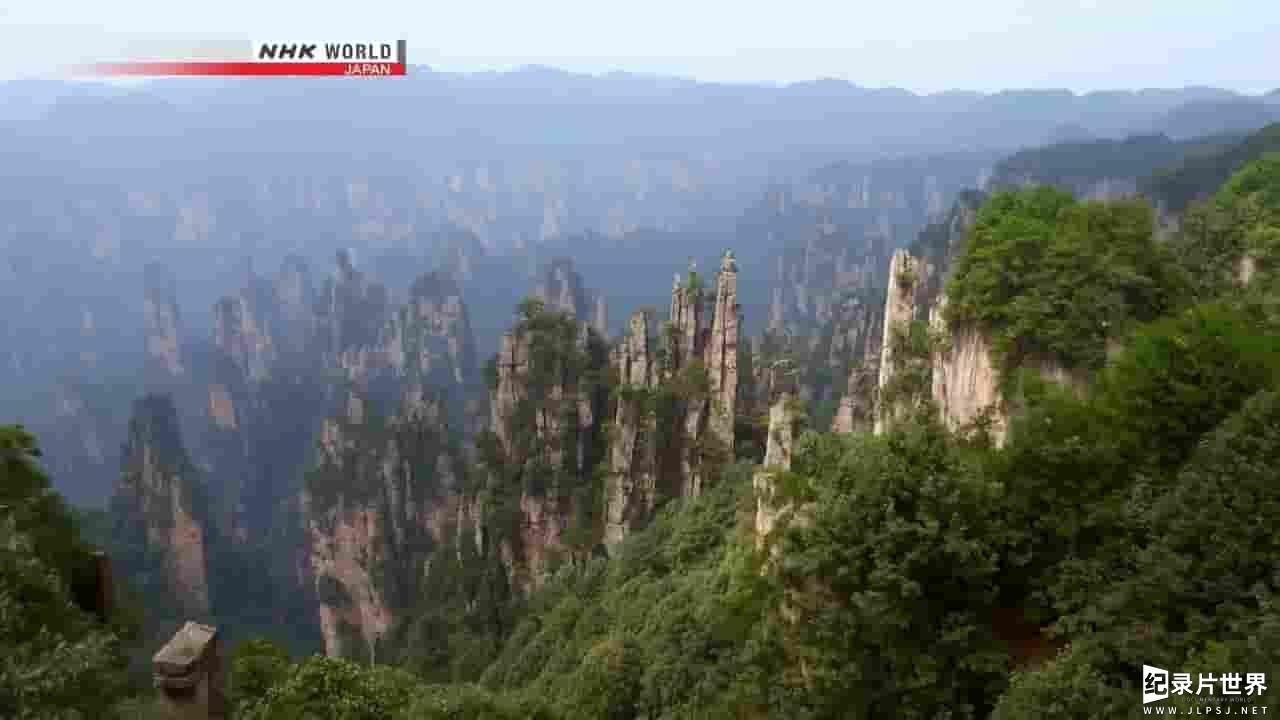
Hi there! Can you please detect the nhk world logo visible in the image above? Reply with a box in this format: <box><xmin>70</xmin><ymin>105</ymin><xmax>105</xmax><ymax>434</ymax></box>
<box><xmin>1144</xmin><ymin>665</ymin><xmax>1270</xmax><ymax>715</ymax></box>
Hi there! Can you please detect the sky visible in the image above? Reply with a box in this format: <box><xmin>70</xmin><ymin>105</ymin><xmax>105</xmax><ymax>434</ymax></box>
<box><xmin>0</xmin><ymin>0</ymin><xmax>1276</xmax><ymax>93</ymax></box>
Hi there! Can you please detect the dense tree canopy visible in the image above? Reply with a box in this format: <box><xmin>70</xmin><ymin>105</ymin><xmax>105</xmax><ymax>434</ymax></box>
<box><xmin>945</xmin><ymin>186</ymin><xmax>1175</xmax><ymax>376</ymax></box>
<box><xmin>0</xmin><ymin>426</ymin><xmax>132</xmax><ymax>719</ymax></box>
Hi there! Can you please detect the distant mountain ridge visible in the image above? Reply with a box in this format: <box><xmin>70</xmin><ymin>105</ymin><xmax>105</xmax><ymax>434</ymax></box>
<box><xmin>0</xmin><ymin>70</ymin><xmax>1266</xmax><ymax>164</ymax></box>
<box><xmin>1152</xmin><ymin>98</ymin><xmax>1280</xmax><ymax>140</ymax></box>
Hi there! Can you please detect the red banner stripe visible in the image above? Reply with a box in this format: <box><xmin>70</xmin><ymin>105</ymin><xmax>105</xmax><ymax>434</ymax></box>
<box><xmin>84</xmin><ymin>61</ymin><xmax>406</xmax><ymax>77</ymax></box>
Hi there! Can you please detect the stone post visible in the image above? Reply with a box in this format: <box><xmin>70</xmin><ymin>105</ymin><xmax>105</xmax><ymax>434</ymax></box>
<box><xmin>153</xmin><ymin>622</ymin><xmax>225</xmax><ymax>720</ymax></box>
<box><xmin>92</xmin><ymin>551</ymin><xmax>113</xmax><ymax>622</ymax></box>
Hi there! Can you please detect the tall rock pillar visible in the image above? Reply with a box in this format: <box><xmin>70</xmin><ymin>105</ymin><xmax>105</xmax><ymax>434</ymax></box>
<box><xmin>113</xmin><ymin>394</ymin><xmax>210</xmax><ymax>616</ymax></box>
<box><xmin>143</xmin><ymin>263</ymin><xmax>187</xmax><ymax>383</ymax></box>
<box><xmin>605</xmin><ymin>310</ymin><xmax>657</xmax><ymax>547</ymax></box>
<box><xmin>753</xmin><ymin>366</ymin><xmax>804</xmax><ymax>551</ymax></box>
<box><xmin>874</xmin><ymin>249</ymin><xmax>929</xmax><ymax>434</ymax></box>
<box><xmin>706</xmin><ymin>250</ymin><xmax>739</xmax><ymax>459</ymax></box>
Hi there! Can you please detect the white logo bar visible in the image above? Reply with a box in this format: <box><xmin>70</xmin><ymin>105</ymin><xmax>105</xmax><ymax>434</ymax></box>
<box><xmin>251</xmin><ymin>42</ymin><xmax>401</xmax><ymax>63</ymax></box>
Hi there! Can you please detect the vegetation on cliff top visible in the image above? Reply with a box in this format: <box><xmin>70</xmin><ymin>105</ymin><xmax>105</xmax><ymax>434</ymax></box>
<box><xmin>944</xmin><ymin>185</ymin><xmax>1176</xmax><ymax>376</ymax></box>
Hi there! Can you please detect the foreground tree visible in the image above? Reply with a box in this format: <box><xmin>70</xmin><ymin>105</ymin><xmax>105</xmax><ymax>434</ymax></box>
<box><xmin>0</xmin><ymin>425</ymin><xmax>130</xmax><ymax>719</ymax></box>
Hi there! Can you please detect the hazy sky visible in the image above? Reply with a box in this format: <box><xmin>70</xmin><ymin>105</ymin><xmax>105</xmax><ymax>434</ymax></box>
<box><xmin>0</xmin><ymin>0</ymin><xmax>1276</xmax><ymax>93</ymax></box>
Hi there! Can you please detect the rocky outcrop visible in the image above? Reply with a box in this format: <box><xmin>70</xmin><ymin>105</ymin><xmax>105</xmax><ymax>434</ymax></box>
<box><xmin>877</xmin><ymin>250</ymin><xmax>922</xmax><ymax>395</ymax></box>
<box><xmin>831</xmin><ymin>359</ymin><xmax>878</xmax><ymax>434</ymax></box>
<box><xmin>490</xmin><ymin>331</ymin><xmax>528</xmax><ymax>453</ymax></box>
<box><xmin>533</xmin><ymin>258</ymin><xmax>591</xmax><ymax>319</ymax></box>
<box><xmin>388</xmin><ymin>271</ymin><xmax>478</xmax><ymax>401</ymax></box>
<box><xmin>753</xmin><ymin>389</ymin><xmax>803</xmax><ymax>548</ymax></box>
<box><xmin>531</xmin><ymin>256</ymin><xmax>609</xmax><ymax>339</ymax></box>
<box><xmin>316</xmin><ymin>249</ymin><xmax>392</xmax><ymax>375</ymax></box>
<box><xmin>143</xmin><ymin>263</ymin><xmax>186</xmax><ymax>382</ymax></box>
<box><xmin>301</xmin><ymin>263</ymin><xmax>481</xmax><ymax>656</ymax></box>
<box><xmin>928</xmin><ymin>295</ymin><xmax>1006</xmax><ymax>443</ymax></box>
<box><xmin>605</xmin><ymin>310</ymin><xmax>658</xmax><ymax>547</ymax></box>
<box><xmin>113</xmin><ymin>394</ymin><xmax>210</xmax><ymax>616</ymax></box>
<box><xmin>871</xmin><ymin>198</ymin><xmax>1012</xmax><ymax>440</ymax></box>
<box><xmin>667</xmin><ymin>254</ymin><xmax>744</xmax><ymax>497</ymax></box>
<box><xmin>671</xmin><ymin>277</ymin><xmax>709</xmax><ymax>495</ymax></box>
<box><xmin>752</xmin><ymin>366</ymin><xmax>814</xmax><ymax>580</ymax></box>
<box><xmin>305</xmin><ymin>386</ymin><xmax>468</xmax><ymax>658</ymax></box>
<box><xmin>667</xmin><ymin>264</ymin><xmax>705</xmax><ymax>374</ymax></box>
<box><xmin>874</xmin><ymin>250</ymin><xmax>934</xmax><ymax>434</ymax></box>
<box><xmin>212</xmin><ymin>270</ymin><xmax>287</xmax><ymax>384</ymax></box>
<box><xmin>605</xmin><ymin>251</ymin><xmax>744</xmax><ymax>544</ymax></box>
<box><xmin>871</xmin><ymin>193</ymin><xmax>1096</xmax><ymax>445</ymax></box>
<box><xmin>275</xmin><ymin>255</ymin><xmax>317</xmax><ymax>356</ymax></box>
<box><xmin>482</xmin><ymin>303</ymin><xmax>608</xmax><ymax>588</ymax></box>
<box><xmin>204</xmin><ymin>258</ymin><xmax>327</xmax><ymax>545</ymax></box>
<box><xmin>705</xmin><ymin>252</ymin><xmax>740</xmax><ymax>460</ymax></box>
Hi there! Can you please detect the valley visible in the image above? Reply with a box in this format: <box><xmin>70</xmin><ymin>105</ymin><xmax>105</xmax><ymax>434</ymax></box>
<box><xmin>2</xmin><ymin>64</ymin><xmax>1280</xmax><ymax>718</ymax></box>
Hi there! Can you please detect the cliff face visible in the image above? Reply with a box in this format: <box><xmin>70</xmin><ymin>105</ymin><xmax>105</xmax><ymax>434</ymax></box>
<box><xmin>304</xmin><ymin>389</ymin><xmax>467</xmax><ymax>658</ymax></box>
<box><xmin>316</xmin><ymin>249</ymin><xmax>392</xmax><ymax>379</ymax></box>
<box><xmin>490</xmin><ymin>331</ymin><xmax>527</xmax><ymax>453</ymax></box>
<box><xmin>605</xmin><ymin>310</ymin><xmax>658</xmax><ymax>546</ymax></box>
<box><xmin>300</xmin><ymin>265</ymin><xmax>481</xmax><ymax>656</ymax></box>
<box><xmin>113</xmin><ymin>394</ymin><xmax>210</xmax><ymax>616</ymax></box>
<box><xmin>205</xmin><ymin>257</ymin><xmax>328</xmax><ymax>545</ymax></box>
<box><xmin>483</xmin><ymin>299</ymin><xmax>608</xmax><ymax>588</ymax></box>
<box><xmin>667</xmin><ymin>265</ymin><xmax>705</xmax><ymax>374</ymax></box>
<box><xmin>388</xmin><ymin>271</ymin><xmax>479</xmax><ymax>412</ymax></box>
<box><xmin>212</xmin><ymin>274</ymin><xmax>280</xmax><ymax>385</ymax></box>
<box><xmin>753</xmin><ymin>388</ymin><xmax>803</xmax><ymax>548</ymax></box>
<box><xmin>130</xmin><ymin>251</ymin><xmax>481</xmax><ymax>657</ymax></box>
<box><xmin>531</xmin><ymin>257</ymin><xmax>610</xmax><ymax>336</ymax></box>
<box><xmin>873</xmin><ymin>249</ymin><xmax>937</xmax><ymax>434</ymax></box>
<box><xmin>824</xmin><ymin>193</ymin><xmax>988</xmax><ymax>438</ymax></box>
<box><xmin>869</xmin><ymin>192</ymin><xmax>1094</xmax><ymax>444</ymax></box>
<box><xmin>928</xmin><ymin>295</ymin><xmax>1007</xmax><ymax>443</ymax></box>
<box><xmin>532</xmin><ymin>258</ymin><xmax>591</xmax><ymax>319</ymax></box>
<box><xmin>831</xmin><ymin>360</ymin><xmax>878</xmax><ymax>434</ymax></box>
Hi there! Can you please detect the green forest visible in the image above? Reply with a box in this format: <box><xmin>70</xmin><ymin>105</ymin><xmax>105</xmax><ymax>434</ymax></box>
<box><xmin>5</xmin><ymin>135</ymin><xmax>1280</xmax><ymax>718</ymax></box>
